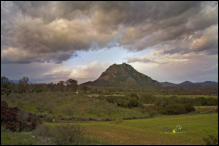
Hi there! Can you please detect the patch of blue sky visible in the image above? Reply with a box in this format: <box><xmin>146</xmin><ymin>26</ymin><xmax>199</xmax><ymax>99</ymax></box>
<box><xmin>62</xmin><ymin>46</ymin><xmax>151</xmax><ymax>68</ymax></box>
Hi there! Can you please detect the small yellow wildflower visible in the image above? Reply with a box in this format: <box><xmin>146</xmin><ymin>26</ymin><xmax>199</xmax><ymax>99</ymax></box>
<box><xmin>172</xmin><ymin>129</ymin><xmax>176</xmax><ymax>134</ymax></box>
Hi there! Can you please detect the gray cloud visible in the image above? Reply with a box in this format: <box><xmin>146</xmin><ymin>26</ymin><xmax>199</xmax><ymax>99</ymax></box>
<box><xmin>128</xmin><ymin>53</ymin><xmax>218</xmax><ymax>83</ymax></box>
<box><xmin>127</xmin><ymin>57</ymin><xmax>159</xmax><ymax>64</ymax></box>
<box><xmin>190</xmin><ymin>25</ymin><xmax>218</xmax><ymax>54</ymax></box>
<box><xmin>1</xmin><ymin>62</ymin><xmax>61</xmax><ymax>82</ymax></box>
<box><xmin>1</xmin><ymin>1</ymin><xmax>218</xmax><ymax>64</ymax></box>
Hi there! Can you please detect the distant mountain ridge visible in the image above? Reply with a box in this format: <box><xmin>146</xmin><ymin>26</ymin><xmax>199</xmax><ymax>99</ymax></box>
<box><xmin>10</xmin><ymin>80</ymin><xmax>34</xmax><ymax>84</ymax></box>
<box><xmin>160</xmin><ymin>81</ymin><xmax>218</xmax><ymax>87</ymax></box>
<box><xmin>82</xmin><ymin>63</ymin><xmax>161</xmax><ymax>89</ymax></box>
<box><xmin>81</xmin><ymin>63</ymin><xmax>217</xmax><ymax>92</ymax></box>
<box><xmin>160</xmin><ymin>82</ymin><xmax>177</xmax><ymax>87</ymax></box>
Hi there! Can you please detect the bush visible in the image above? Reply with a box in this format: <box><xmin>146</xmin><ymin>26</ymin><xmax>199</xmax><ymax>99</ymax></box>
<box><xmin>116</xmin><ymin>98</ymin><xmax>129</xmax><ymax>107</ymax></box>
<box><xmin>142</xmin><ymin>106</ymin><xmax>158</xmax><ymax>117</ymax></box>
<box><xmin>34</xmin><ymin>124</ymin><xmax>84</xmax><ymax>145</ymax></box>
<box><xmin>130</xmin><ymin>93</ymin><xmax>139</xmax><ymax>99</ymax></box>
<box><xmin>127</xmin><ymin>98</ymin><xmax>139</xmax><ymax>108</ymax></box>
<box><xmin>54</xmin><ymin>125</ymin><xmax>83</xmax><ymax>145</ymax></box>
<box><xmin>203</xmin><ymin>135</ymin><xmax>218</xmax><ymax>145</ymax></box>
<box><xmin>184</xmin><ymin>104</ymin><xmax>195</xmax><ymax>113</ymax></box>
<box><xmin>105</xmin><ymin>94</ymin><xmax>140</xmax><ymax>108</ymax></box>
<box><xmin>161</xmin><ymin>104</ymin><xmax>185</xmax><ymax>115</ymax></box>
<box><xmin>139</xmin><ymin>93</ymin><xmax>156</xmax><ymax>104</ymax></box>
<box><xmin>158</xmin><ymin>103</ymin><xmax>195</xmax><ymax>115</ymax></box>
<box><xmin>33</xmin><ymin>124</ymin><xmax>51</xmax><ymax>137</ymax></box>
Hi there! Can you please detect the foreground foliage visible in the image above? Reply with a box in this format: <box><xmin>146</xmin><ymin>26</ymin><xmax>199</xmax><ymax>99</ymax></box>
<box><xmin>1</xmin><ymin>127</ymin><xmax>37</xmax><ymax>145</ymax></box>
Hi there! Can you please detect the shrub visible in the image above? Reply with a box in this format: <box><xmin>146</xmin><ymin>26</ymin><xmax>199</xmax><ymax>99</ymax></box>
<box><xmin>34</xmin><ymin>124</ymin><xmax>84</xmax><ymax>145</ymax></box>
<box><xmin>203</xmin><ymin>135</ymin><xmax>218</xmax><ymax>145</ymax></box>
<box><xmin>105</xmin><ymin>95</ymin><xmax>140</xmax><ymax>108</ymax></box>
<box><xmin>54</xmin><ymin>125</ymin><xmax>83</xmax><ymax>145</ymax></box>
<box><xmin>158</xmin><ymin>103</ymin><xmax>195</xmax><ymax>115</ymax></box>
<box><xmin>184</xmin><ymin>104</ymin><xmax>195</xmax><ymax>113</ymax></box>
<box><xmin>106</xmin><ymin>96</ymin><xmax>117</xmax><ymax>104</ymax></box>
<box><xmin>161</xmin><ymin>104</ymin><xmax>185</xmax><ymax>115</ymax></box>
<box><xmin>142</xmin><ymin>105</ymin><xmax>158</xmax><ymax>117</ymax></box>
<box><xmin>130</xmin><ymin>93</ymin><xmax>139</xmax><ymax>99</ymax></box>
<box><xmin>33</xmin><ymin>124</ymin><xmax>51</xmax><ymax>137</ymax></box>
<box><xmin>139</xmin><ymin>93</ymin><xmax>156</xmax><ymax>104</ymax></box>
<box><xmin>116</xmin><ymin>98</ymin><xmax>129</xmax><ymax>107</ymax></box>
<box><xmin>127</xmin><ymin>98</ymin><xmax>139</xmax><ymax>108</ymax></box>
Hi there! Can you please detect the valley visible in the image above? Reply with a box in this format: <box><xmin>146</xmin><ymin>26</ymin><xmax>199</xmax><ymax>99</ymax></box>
<box><xmin>1</xmin><ymin>63</ymin><xmax>218</xmax><ymax>145</ymax></box>
<box><xmin>1</xmin><ymin>1</ymin><xmax>218</xmax><ymax>145</ymax></box>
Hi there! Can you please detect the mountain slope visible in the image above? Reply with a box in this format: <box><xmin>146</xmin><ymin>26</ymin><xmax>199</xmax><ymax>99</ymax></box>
<box><xmin>178</xmin><ymin>81</ymin><xmax>194</xmax><ymax>87</ymax></box>
<box><xmin>82</xmin><ymin>63</ymin><xmax>161</xmax><ymax>89</ymax></box>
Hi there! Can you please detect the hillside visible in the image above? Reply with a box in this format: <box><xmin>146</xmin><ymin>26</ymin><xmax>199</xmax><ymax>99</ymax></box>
<box><xmin>81</xmin><ymin>63</ymin><xmax>161</xmax><ymax>89</ymax></box>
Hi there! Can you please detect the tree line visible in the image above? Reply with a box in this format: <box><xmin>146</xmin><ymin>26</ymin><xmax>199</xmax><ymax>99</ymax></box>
<box><xmin>1</xmin><ymin>76</ymin><xmax>78</xmax><ymax>95</ymax></box>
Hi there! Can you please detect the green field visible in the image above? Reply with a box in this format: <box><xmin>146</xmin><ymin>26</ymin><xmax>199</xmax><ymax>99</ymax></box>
<box><xmin>1</xmin><ymin>127</ymin><xmax>38</xmax><ymax>145</ymax></box>
<box><xmin>1</xmin><ymin>91</ymin><xmax>218</xmax><ymax>145</ymax></box>
<box><xmin>45</xmin><ymin>113</ymin><xmax>218</xmax><ymax>145</ymax></box>
<box><xmin>1</xmin><ymin>113</ymin><xmax>218</xmax><ymax>145</ymax></box>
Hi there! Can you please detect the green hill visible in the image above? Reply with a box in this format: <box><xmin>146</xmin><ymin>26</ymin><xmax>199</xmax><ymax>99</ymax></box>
<box><xmin>82</xmin><ymin>63</ymin><xmax>161</xmax><ymax>89</ymax></box>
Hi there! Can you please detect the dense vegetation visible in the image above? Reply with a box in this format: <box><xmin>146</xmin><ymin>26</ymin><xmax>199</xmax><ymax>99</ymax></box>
<box><xmin>1</xmin><ymin>76</ymin><xmax>218</xmax><ymax>121</ymax></box>
<box><xmin>1</xmin><ymin>76</ymin><xmax>218</xmax><ymax>145</ymax></box>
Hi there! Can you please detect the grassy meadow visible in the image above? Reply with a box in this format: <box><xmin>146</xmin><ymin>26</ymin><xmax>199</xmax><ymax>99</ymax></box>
<box><xmin>2</xmin><ymin>113</ymin><xmax>218</xmax><ymax>145</ymax></box>
<box><xmin>1</xmin><ymin>90</ymin><xmax>218</xmax><ymax>145</ymax></box>
<box><xmin>78</xmin><ymin>113</ymin><xmax>218</xmax><ymax>145</ymax></box>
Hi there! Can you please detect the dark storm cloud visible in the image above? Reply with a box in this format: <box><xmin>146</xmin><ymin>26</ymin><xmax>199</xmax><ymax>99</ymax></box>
<box><xmin>1</xmin><ymin>1</ymin><xmax>218</xmax><ymax>64</ymax></box>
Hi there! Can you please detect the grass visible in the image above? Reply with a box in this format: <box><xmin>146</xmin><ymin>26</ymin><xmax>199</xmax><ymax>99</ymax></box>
<box><xmin>47</xmin><ymin>113</ymin><xmax>218</xmax><ymax>145</ymax></box>
<box><xmin>194</xmin><ymin>106</ymin><xmax>218</xmax><ymax>113</ymax></box>
<box><xmin>1</xmin><ymin>127</ymin><xmax>38</xmax><ymax>145</ymax></box>
<box><xmin>1</xmin><ymin>92</ymin><xmax>218</xmax><ymax>144</ymax></box>
<box><xmin>2</xmin><ymin>92</ymin><xmax>217</xmax><ymax>121</ymax></box>
<box><xmin>1</xmin><ymin>125</ymin><xmax>107</xmax><ymax>145</ymax></box>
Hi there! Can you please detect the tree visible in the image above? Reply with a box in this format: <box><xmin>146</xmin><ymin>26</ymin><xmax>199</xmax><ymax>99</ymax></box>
<box><xmin>1</xmin><ymin>76</ymin><xmax>12</xmax><ymax>95</ymax></box>
<box><xmin>57</xmin><ymin>81</ymin><xmax>65</xmax><ymax>86</ymax></box>
<box><xmin>18</xmin><ymin>76</ymin><xmax>29</xmax><ymax>93</ymax></box>
<box><xmin>1</xmin><ymin>76</ymin><xmax>10</xmax><ymax>88</ymax></box>
<box><xmin>66</xmin><ymin>79</ymin><xmax>78</xmax><ymax>92</ymax></box>
<box><xmin>19</xmin><ymin>76</ymin><xmax>29</xmax><ymax>84</ymax></box>
<box><xmin>66</xmin><ymin>79</ymin><xmax>77</xmax><ymax>86</ymax></box>
<box><xmin>57</xmin><ymin>81</ymin><xmax>65</xmax><ymax>91</ymax></box>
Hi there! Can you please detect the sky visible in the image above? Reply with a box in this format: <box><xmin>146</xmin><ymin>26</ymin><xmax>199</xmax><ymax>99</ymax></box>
<box><xmin>1</xmin><ymin>1</ymin><xmax>218</xmax><ymax>84</ymax></box>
